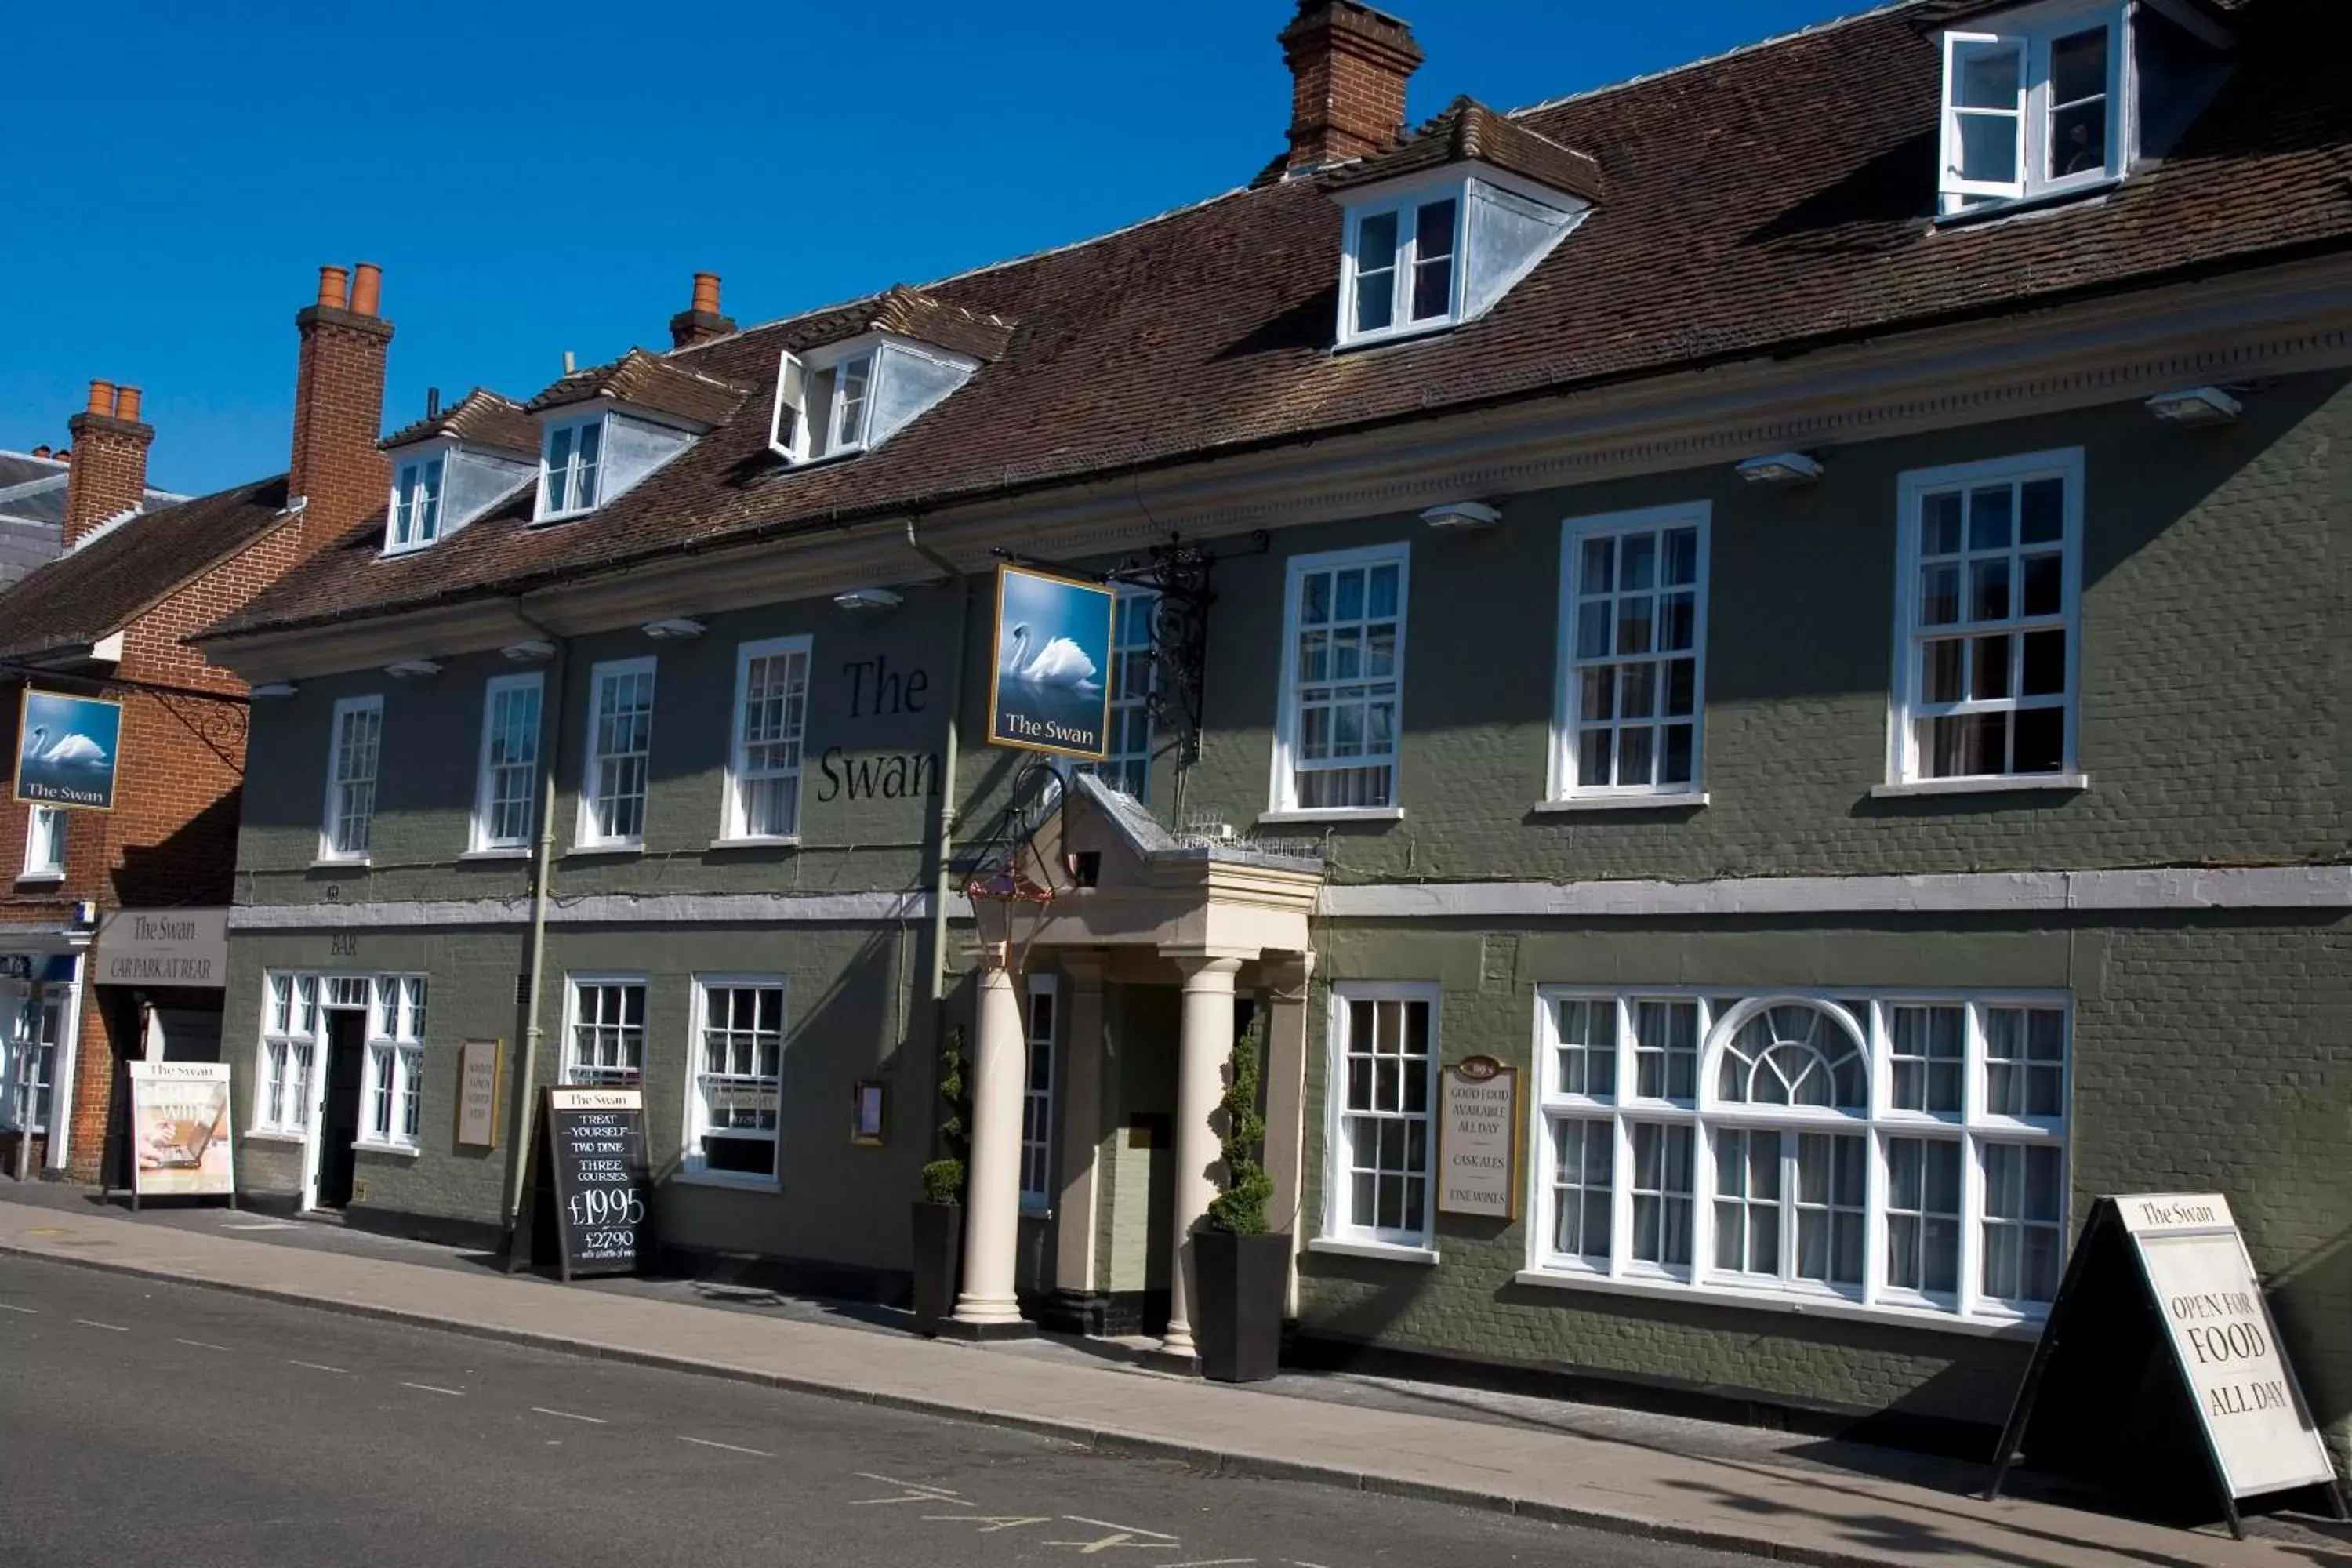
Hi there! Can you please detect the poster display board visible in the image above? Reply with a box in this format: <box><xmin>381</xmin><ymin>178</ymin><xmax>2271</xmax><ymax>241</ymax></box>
<box><xmin>126</xmin><ymin>1062</ymin><xmax>235</xmax><ymax>1207</ymax></box>
<box><xmin>987</xmin><ymin>564</ymin><xmax>1115</xmax><ymax>760</ymax></box>
<box><xmin>507</xmin><ymin>1087</ymin><xmax>654</xmax><ymax>1282</ymax></box>
<box><xmin>1436</xmin><ymin>1055</ymin><xmax>1519</xmax><ymax>1219</ymax></box>
<box><xmin>14</xmin><ymin>690</ymin><xmax>122</xmax><ymax>811</ymax></box>
<box><xmin>1987</xmin><ymin>1192</ymin><xmax>2345</xmax><ymax>1537</ymax></box>
<box><xmin>455</xmin><ymin>1040</ymin><xmax>502</xmax><ymax>1148</ymax></box>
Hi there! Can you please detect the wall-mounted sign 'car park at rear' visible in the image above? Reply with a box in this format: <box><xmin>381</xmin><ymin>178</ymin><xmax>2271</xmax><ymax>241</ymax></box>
<box><xmin>13</xmin><ymin>690</ymin><xmax>122</xmax><ymax>811</ymax></box>
<box><xmin>988</xmin><ymin>564</ymin><xmax>1115</xmax><ymax>760</ymax></box>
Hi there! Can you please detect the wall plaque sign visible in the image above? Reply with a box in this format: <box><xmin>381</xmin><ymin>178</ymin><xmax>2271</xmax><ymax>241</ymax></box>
<box><xmin>1436</xmin><ymin>1054</ymin><xmax>1519</xmax><ymax>1220</ymax></box>
<box><xmin>96</xmin><ymin>908</ymin><xmax>229</xmax><ymax>989</ymax></box>
<box><xmin>456</xmin><ymin>1039</ymin><xmax>502</xmax><ymax>1149</ymax></box>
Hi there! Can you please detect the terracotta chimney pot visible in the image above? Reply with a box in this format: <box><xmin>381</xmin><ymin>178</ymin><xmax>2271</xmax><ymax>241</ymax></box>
<box><xmin>85</xmin><ymin>379</ymin><xmax>116</xmax><ymax>416</ymax></box>
<box><xmin>350</xmin><ymin>262</ymin><xmax>383</xmax><ymax>318</ymax></box>
<box><xmin>691</xmin><ymin>272</ymin><xmax>722</xmax><ymax>315</ymax></box>
<box><xmin>114</xmin><ymin>386</ymin><xmax>143</xmax><ymax>422</ymax></box>
<box><xmin>317</xmin><ymin>265</ymin><xmax>350</xmax><ymax>310</ymax></box>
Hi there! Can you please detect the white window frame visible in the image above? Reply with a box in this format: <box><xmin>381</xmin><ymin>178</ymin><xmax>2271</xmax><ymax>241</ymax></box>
<box><xmin>1937</xmin><ymin>1</ymin><xmax>2130</xmax><ymax>216</ymax></box>
<box><xmin>1525</xmin><ymin>988</ymin><xmax>2071</xmax><ymax>1330</ymax></box>
<box><xmin>7</xmin><ymin>985</ymin><xmax>65</xmax><ymax>1134</ymax></box>
<box><xmin>319</xmin><ymin>695</ymin><xmax>383</xmax><ymax>863</ymax></box>
<box><xmin>252</xmin><ymin>971</ymin><xmax>321</xmax><ymax>1138</ymax></box>
<box><xmin>1076</xmin><ymin>588</ymin><xmax>1159</xmax><ymax>802</ymax></box>
<box><xmin>20</xmin><ymin>804</ymin><xmax>65</xmax><ymax>882</ymax></box>
<box><xmin>828</xmin><ymin>352</ymin><xmax>876</xmax><ymax>455</ymax></box>
<box><xmin>1338</xmin><ymin>183</ymin><xmax>1466</xmax><ymax>348</ymax></box>
<box><xmin>1019</xmin><ymin>973</ymin><xmax>1058</xmax><ymax>1214</ymax></box>
<box><xmin>1551</xmin><ymin>503</ymin><xmax>1711</xmax><ymax>802</ymax></box>
<box><xmin>385</xmin><ymin>448</ymin><xmax>448</xmax><ymax>554</ymax></box>
<box><xmin>1319</xmin><ymin>982</ymin><xmax>1441</xmax><ymax>1254</ymax></box>
<box><xmin>1887</xmin><ymin>448</ymin><xmax>2085</xmax><ymax>789</ymax></box>
<box><xmin>472</xmin><ymin>673</ymin><xmax>544</xmax><ymax>853</ymax></box>
<box><xmin>683</xmin><ymin>974</ymin><xmax>786</xmax><ymax>1186</ymax></box>
<box><xmin>1267</xmin><ymin>543</ymin><xmax>1410</xmax><ymax>822</ymax></box>
<box><xmin>720</xmin><ymin>635</ymin><xmax>812</xmax><ymax>844</ymax></box>
<box><xmin>578</xmin><ymin>656</ymin><xmax>656</xmax><ymax>850</ymax></box>
<box><xmin>563</xmin><ymin>975</ymin><xmax>648</xmax><ymax>1087</ymax></box>
<box><xmin>358</xmin><ymin>975</ymin><xmax>426</xmax><ymax>1151</ymax></box>
<box><xmin>537</xmin><ymin>414</ymin><xmax>605</xmax><ymax>521</ymax></box>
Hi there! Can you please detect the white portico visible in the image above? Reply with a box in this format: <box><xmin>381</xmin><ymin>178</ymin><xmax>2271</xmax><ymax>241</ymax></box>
<box><xmin>950</xmin><ymin>776</ymin><xmax>1322</xmax><ymax>1358</ymax></box>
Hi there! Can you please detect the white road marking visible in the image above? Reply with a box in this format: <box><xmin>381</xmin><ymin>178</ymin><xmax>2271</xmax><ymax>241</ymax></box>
<box><xmin>855</xmin><ymin>1472</ymin><xmax>961</xmax><ymax>1494</ymax></box>
<box><xmin>174</xmin><ymin>1338</ymin><xmax>230</xmax><ymax>1351</ymax></box>
<box><xmin>289</xmin><ymin>1360</ymin><xmax>346</xmax><ymax>1374</ymax></box>
<box><xmin>924</xmin><ymin>1516</ymin><xmax>1054</xmax><ymax>1532</ymax></box>
<box><xmin>400</xmin><ymin>1381</ymin><xmax>466</xmax><ymax>1396</ymax></box>
<box><xmin>1063</xmin><ymin>1518</ymin><xmax>1179</xmax><ymax>1541</ymax></box>
<box><xmin>72</xmin><ymin>1319</ymin><xmax>128</xmax><ymax>1332</ymax></box>
<box><xmin>1167</xmin><ymin>1559</ymin><xmax>1258</xmax><ymax>1566</ymax></box>
<box><xmin>221</xmin><ymin>1221</ymin><xmax>294</xmax><ymax>1232</ymax></box>
<box><xmin>852</xmin><ymin>1472</ymin><xmax>968</xmax><ymax>1506</ymax></box>
<box><xmin>678</xmin><ymin>1436</ymin><xmax>774</xmax><ymax>1457</ymax></box>
<box><xmin>0</xmin><ymin>1302</ymin><xmax>35</xmax><ymax>1314</ymax></box>
<box><xmin>532</xmin><ymin>1406</ymin><xmax>605</xmax><ymax>1424</ymax></box>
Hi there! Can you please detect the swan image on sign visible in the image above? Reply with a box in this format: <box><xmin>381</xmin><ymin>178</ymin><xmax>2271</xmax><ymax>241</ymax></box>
<box><xmin>14</xmin><ymin>691</ymin><xmax>123</xmax><ymax>811</ymax></box>
<box><xmin>988</xmin><ymin>564</ymin><xmax>1116</xmax><ymax>760</ymax></box>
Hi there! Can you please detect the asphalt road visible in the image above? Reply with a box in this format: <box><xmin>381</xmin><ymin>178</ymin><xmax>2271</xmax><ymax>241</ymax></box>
<box><xmin>0</xmin><ymin>1255</ymin><xmax>1749</xmax><ymax>1568</ymax></box>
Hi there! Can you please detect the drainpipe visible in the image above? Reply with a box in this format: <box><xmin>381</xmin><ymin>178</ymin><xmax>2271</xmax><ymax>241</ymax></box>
<box><xmin>904</xmin><ymin>518</ymin><xmax>966</xmax><ymax>1010</ymax></box>
<box><xmin>501</xmin><ymin>608</ymin><xmax>568</xmax><ymax>1245</ymax></box>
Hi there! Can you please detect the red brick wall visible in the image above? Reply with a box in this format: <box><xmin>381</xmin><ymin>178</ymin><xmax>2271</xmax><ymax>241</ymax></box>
<box><xmin>1279</xmin><ymin>1</ymin><xmax>1421</xmax><ymax>169</ymax></box>
<box><xmin>288</xmin><ymin>307</ymin><xmax>392</xmax><ymax>558</ymax></box>
<box><xmin>61</xmin><ymin>400</ymin><xmax>154</xmax><ymax>550</ymax></box>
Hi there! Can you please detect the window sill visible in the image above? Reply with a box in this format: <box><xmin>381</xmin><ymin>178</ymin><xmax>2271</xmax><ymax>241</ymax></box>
<box><xmin>15</xmin><ymin>870</ymin><xmax>64</xmax><ymax>886</ymax></box>
<box><xmin>1510</xmin><ymin>1268</ymin><xmax>2043</xmax><ymax>1339</ymax></box>
<box><xmin>1259</xmin><ymin>808</ymin><xmax>1406</xmax><ymax>826</ymax></box>
<box><xmin>1934</xmin><ymin>176</ymin><xmax>2121</xmax><ymax>229</ymax></box>
<box><xmin>1870</xmin><ymin>773</ymin><xmax>2088</xmax><ymax>800</ymax></box>
<box><xmin>673</xmin><ymin>1168</ymin><xmax>780</xmax><ymax>1192</ymax></box>
<box><xmin>352</xmin><ymin>1139</ymin><xmax>420</xmax><ymax>1158</ymax></box>
<box><xmin>565</xmin><ymin>843</ymin><xmax>645</xmax><ymax>860</ymax></box>
<box><xmin>1533</xmin><ymin>791</ymin><xmax>1709</xmax><ymax>814</ymax></box>
<box><xmin>459</xmin><ymin>847</ymin><xmax>532</xmax><ymax>862</ymax></box>
<box><xmin>1308</xmin><ymin>1236</ymin><xmax>1439</xmax><ymax>1266</ymax></box>
<box><xmin>310</xmin><ymin>855</ymin><xmax>372</xmax><ymax>870</ymax></box>
<box><xmin>244</xmin><ymin>1128</ymin><xmax>308</xmax><ymax>1145</ymax></box>
<box><xmin>1334</xmin><ymin>316</ymin><xmax>1459</xmax><ymax>354</ymax></box>
<box><xmin>708</xmin><ymin>836</ymin><xmax>801</xmax><ymax>851</ymax></box>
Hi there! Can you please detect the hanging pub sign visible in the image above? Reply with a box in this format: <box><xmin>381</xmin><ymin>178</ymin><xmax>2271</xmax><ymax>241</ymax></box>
<box><xmin>987</xmin><ymin>564</ymin><xmax>1115</xmax><ymax>760</ymax></box>
<box><xmin>125</xmin><ymin>1062</ymin><xmax>236</xmax><ymax>1209</ymax></box>
<box><xmin>1986</xmin><ymin>1193</ymin><xmax>2347</xmax><ymax>1538</ymax></box>
<box><xmin>507</xmin><ymin>1086</ymin><xmax>655</xmax><ymax>1282</ymax></box>
<box><xmin>14</xmin><ymin>690</ymin><xmax>122</xmax><ymax>811</ymax></box>
<box><xmin>1437</xmin><ymin>1055</ymin><xmax>1520</xmax><ymax>1219</ymax></box>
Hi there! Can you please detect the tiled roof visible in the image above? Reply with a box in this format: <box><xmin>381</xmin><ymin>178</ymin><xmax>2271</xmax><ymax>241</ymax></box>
<box><xmin>866</xmin><ymin>286</ymin><xmax>1018</xmax><ymax>363</ymax></box>
<box><xmin>0</xmin><ymin>476</ymin><xmax>291</xmax><ymax>660</ymax></box>
<box><xmin>0</xmin><ymin>451</ymin><xmax>182</xmax><ymax>527</ymax></box>
<box><xmin>208</xmin><ymin>0</ymin><xmax>2352</xmax><ymax>641</ymax></box>
<box><xmin>1324</xmin><ymin>95</ymin><xmax>1606</xmax><ymax>203</ymax></box>
<box><xmin>383</xmin><ymin>388</ymin><xmax>541</xmax><ymax>456</ymax></box>
<box><xmin>524</xmin><ymin>348</ymin><xmax>748</xmax><ymax>428</ymax></box>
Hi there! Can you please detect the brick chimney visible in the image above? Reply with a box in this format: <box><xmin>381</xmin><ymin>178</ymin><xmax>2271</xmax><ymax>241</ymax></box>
<box><xmin>668</xmin><ymin>270</ymin><xmax>736</xmax><ymax>350</ymax></box>
<box><xmin>288</xmin><ymin>261</ymin><xmax>394</xmax><ymax>553</ymax></box>
<box><xmin>62</xmin><ymin>379</ymin><xmax>154</xmax><ymax>550</ymax></box>
<box><xmin>1279</xmin><ymin>1</ymin><xmax>1423</xmax><ymax>173</ymax></box>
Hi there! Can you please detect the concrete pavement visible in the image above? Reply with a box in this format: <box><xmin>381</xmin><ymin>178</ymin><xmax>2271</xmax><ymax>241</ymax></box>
<box><xmin>2</xmin><ymin>1193</ymin><xmax>2345</xmax><ymax>1568</ymax></box>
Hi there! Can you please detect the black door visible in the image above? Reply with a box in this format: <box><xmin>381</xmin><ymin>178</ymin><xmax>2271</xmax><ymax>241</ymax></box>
<box><xmin>318</xmin><ymin>1011</ymin><xmax>366</xmax><ymax>1209</ymax></box>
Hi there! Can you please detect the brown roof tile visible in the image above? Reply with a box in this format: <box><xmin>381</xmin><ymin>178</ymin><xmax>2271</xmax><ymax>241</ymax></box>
<box><xmin>209</xmin><ymin>0</ymin><xmax>2352</xmax><ymax>643</ymax></box>
<box><xmin>383</xmin><ymin>387</ymin><xmax>541</xmax><ymax>456</ymax></box>
<box><xmin>524</xmin><ymin>348</ymin><xmax>748</xmax><ymax>428</ymax></box>
<box><xmin>867</xmin><ymin>286</ymin><xmax>1018</xmax><ymax>363</ymax></box>
<box><xmin>0</xmin><ymin>476</ymin><xmax>291</xmax><ymax>659</ymax></box>
<box><xmin>1324</xmin><ymin>95</ymin><xmax>1606</xmax><ymax>203</ymax></box>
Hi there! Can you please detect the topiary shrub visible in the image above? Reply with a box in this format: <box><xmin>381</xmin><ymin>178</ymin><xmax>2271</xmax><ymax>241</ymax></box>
<box><xmin>1207</xmin><ymin>1013</ymin><xmax>1273</xmax><ymax>1235</ymax></box>
<box><xmin>919</xmin><ymin>1025</ymin><xmax>969</xmax><ymax>1205</ymax></box>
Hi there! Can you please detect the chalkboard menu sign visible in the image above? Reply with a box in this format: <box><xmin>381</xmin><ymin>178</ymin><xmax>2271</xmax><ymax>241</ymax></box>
<box><xmin>507</xmin><ymin>1087</ymin><xmax>655</xmax><ymax>1282</ymax></box>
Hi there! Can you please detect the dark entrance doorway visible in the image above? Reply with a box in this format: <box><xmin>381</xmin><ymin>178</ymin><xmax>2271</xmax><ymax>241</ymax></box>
<box><xmin>317</xmin><ymin>1010</ymin><xmax>366</xmax><ymax>1209</ymax></box>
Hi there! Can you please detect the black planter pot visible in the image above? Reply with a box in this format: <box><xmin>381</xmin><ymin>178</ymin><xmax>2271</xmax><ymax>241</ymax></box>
<box><xmin>1191</xmin><ymin>1230</ymin><xmax>1290</xmax><ymax>1383</ymax></box>
<box><xmin>909</xmin><ymin>1200</ymin><xmax>964</xmax><ymax>1335</ymax></box>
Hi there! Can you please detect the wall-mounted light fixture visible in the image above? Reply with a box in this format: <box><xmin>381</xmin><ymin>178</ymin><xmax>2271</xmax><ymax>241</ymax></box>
<box><xmin>1420</xmin><ymin>500</ymin><xmax>1501</xmax><ymax>532</ymax></box>
<box><xmin>1736</xmin><ymin>452</ymin><xmax>1824</xmax><ymax>485</ymax></box>
<box><xmin>2146</xmin><ymin>386</ymin><xmax>2241</xmax><ymax>426</ymax></box>
<box><xmin>641</xmin><ymin>617</ymin><xmax>706</xmax><ymax>640</ymax></box>
<box><xmin>249</xmin><ymin>681</ymin><xmax>299</xmax><ymax>699</ymax></box>
<box><xmin>833</xmin><ymin>587</ymin><xmax>903</xmax><ymax>612</ymax></box>
<box><xmin>386</xmin><ymin>659</ymin><xmax>442</xmax><ymax>678</ymax></box>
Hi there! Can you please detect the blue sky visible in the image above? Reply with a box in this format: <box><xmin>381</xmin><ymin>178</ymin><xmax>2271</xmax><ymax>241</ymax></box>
<box><xmin>2</xmin><ymin>1</ymin><xmax>1863</xmax><ymax>496</ymax></box>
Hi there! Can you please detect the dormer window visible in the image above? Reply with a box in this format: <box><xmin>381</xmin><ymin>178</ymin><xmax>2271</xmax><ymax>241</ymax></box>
<box><xmin>1938</xmin><ymin>2</ymin><xmax>2131</xmax><ymax>215</ymax></box>
<box><xmin>1346</xmin><ymin>195</ymin><xmax>1459</xmax><ymax>341</ymax></box>
<box><xmin>770</xmin><ymin>336</ymin><xmax>976</xmax><ymax>467</ymax></box>
<box><xmin>540</xmin><ymin>416</ymin><xmax>604</xmax><ymax>519</ymax></box>
<box><xmin>387</xmin><ymin>456</ymin><xmax>445</xmax><ymax>553</ymax></box>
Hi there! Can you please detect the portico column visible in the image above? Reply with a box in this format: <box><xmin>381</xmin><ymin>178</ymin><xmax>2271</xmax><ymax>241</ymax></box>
<box><xmin>953</xmin><ymin>948</ymin><xmax>1029</xmax><ymax>1327</ymax></box>
<box><xmin>1260</xmin><ymin>952</ymin><xmax>1315</xmax><ymax>1317</ymax></box>
<box><xmin>1161</xmin><ymin>949</ymin><xmax>1247</xmax><ymax>1359</ymax></box>
<box><xmin>1053</xmin><ymin>950</ymin><xmax>1109</xmax><ymax>1297</ymax></box>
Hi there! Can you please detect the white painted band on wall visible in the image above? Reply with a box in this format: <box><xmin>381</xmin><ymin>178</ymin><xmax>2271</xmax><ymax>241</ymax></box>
<box><xmin>1316</xmin><ymin>866</ymin><xmax>2352</xmax><ymax>919</ymax></box>
<box><xmin>228</xmin><ymin>890</ymin><xmax>957</xmax><ymax>931</ymax></box>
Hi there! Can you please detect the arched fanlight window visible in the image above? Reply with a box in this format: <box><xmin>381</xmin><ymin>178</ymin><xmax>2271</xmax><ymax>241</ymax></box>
<box><xmin>1712</xmin><ymin>1000</ymin><xmax>1868</xmax><ymax>1112</ymax></box>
